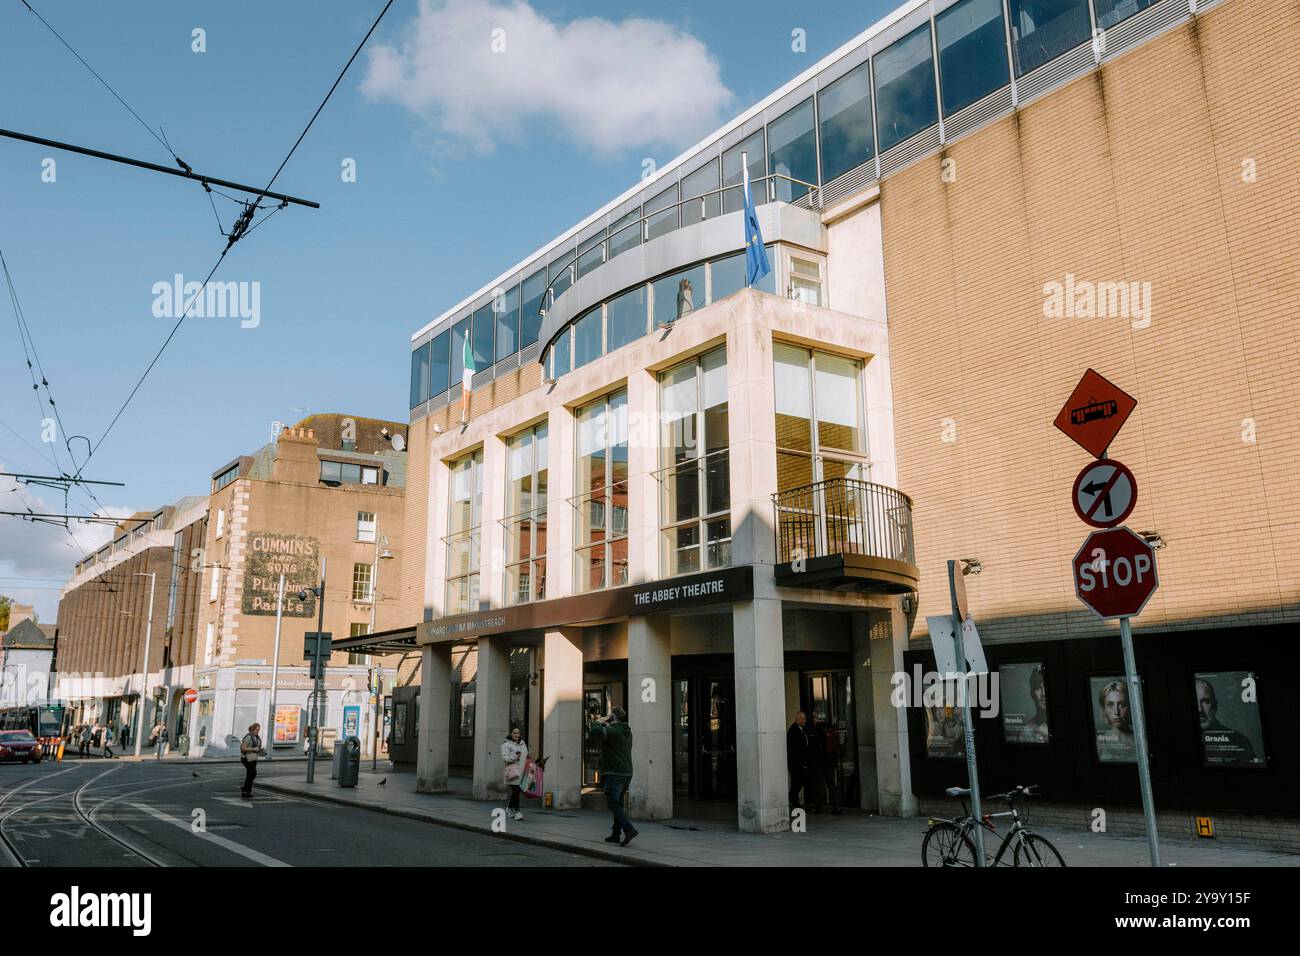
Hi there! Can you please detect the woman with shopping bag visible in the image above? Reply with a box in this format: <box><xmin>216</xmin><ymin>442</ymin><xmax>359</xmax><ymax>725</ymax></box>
<box><xmin>500</xmin><ymin>726</ymin><xmax>530</xmax><ymax>821</ymax></box>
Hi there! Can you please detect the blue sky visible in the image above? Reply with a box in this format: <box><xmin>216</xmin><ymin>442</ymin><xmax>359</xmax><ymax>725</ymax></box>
<box><xmin>0</xmin><ymin>0</ymin><xmax>898</xmax><ymax>618</ymax></box>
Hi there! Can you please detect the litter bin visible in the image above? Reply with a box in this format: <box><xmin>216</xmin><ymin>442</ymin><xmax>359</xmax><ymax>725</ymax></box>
<box><xmin>337</xmin><ymin>736</ymin><xmax>361</xmax><ymax>788</ymax></box>
<box><xmin>331</xmin><ymin>743</ymin><xmax>344</xmax><ymax>780</ymax></box>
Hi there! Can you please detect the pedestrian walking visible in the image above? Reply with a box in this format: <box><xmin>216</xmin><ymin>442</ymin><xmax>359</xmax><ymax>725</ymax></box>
<box><xmin>78</xmin><ymin>723</ymin><xmax>91</xmax><ymax>758</ymax></box>
<box><xmin>120</xmin><ymin>720</ymin><xmax>131</xmax><ymax>749</ymax></box>
<box><xmin>239</xmin><ymin>723</ymin><xmax>265</xmax><ymax>798</ymax></box>
<box><xmin>787</xmin><ymin>711</ymin><xmax>811</xmax><ymax>813</ymax></box>
<box><xmin>809</xmin><ymin>718</ymin><xmax>842</xmax><ymax>815</ymax></box>
<box><xmin>102</xmin><ymin>724</ymin><xmax>117</xmax><ymax>758</ymax></box>
<box><xmin>588</xmin><ymin>707</ymin><xmax>637</xmax><ymax>847</ymax></box>
<box><xmin>500</xmin><ymin>726</ymin><xmax>530</xmax><ymax>821</ymax></box>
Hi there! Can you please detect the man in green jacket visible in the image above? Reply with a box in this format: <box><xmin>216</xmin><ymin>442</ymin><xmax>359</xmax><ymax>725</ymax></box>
<box><xmin>588</xmin><ymin>707</ymin><xmax>638</xmax><ymax>846</ymax></box>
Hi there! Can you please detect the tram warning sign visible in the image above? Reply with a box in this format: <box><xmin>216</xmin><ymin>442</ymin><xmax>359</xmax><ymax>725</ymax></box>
<box><xmin>1054</xmin><ymin>369</ymin><xmax>1137</xmax><ymax>458</ymax></box>
<box><xmin>1072</xmin><ymin>458</ymin><xmax>1137</xmax><ymax>528</ymax></box>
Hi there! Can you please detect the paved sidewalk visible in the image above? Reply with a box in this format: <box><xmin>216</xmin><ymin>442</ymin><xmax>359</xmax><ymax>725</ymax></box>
<box><xmin>256</xmin><ymin>767</ymin><xmax>1300</xmax><ymax>867</ymax></box>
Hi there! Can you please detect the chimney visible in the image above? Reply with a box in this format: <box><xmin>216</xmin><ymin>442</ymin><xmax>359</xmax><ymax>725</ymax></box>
<box><xmin>8</xmin><ymin>603</ymin><xmax>35</xmax><ymax>628</ymax></box>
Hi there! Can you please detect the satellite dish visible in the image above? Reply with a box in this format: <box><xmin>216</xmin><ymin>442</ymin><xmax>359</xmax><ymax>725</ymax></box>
<box><xmin>392</xmin><ymin>433</ymin><xmax>406</xmax><ymax>451</ymax></box>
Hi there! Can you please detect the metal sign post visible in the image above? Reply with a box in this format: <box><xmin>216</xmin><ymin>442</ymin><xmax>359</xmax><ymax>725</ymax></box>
<box><xmin>305</xmin><ymin>557</ymin><xmax>327</xmax><ymax>784</ymax></box>
<box><xmin>266</xmin><ymin>574</ymin><xmax>285</xmax><ymax>761</ymax></box>
<box><xmin>947</xmin><ymin>560</ymin><xmax>986</xmax><ymax>867</ymax></box>
<box><xmin>1120</xmin><ymin>616</ymin><xmax>1161</xmax><ymax>867</ymax></box>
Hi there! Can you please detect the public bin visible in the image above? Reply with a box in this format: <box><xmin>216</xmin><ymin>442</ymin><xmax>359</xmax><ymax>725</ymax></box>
<box><xmin>337</xmin><ymin>736</ymin><xmax>361</xmax><ymax>788</ymax></box>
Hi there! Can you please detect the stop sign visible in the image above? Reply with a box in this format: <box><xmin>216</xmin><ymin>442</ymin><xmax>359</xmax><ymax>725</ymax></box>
<box><xmin>1073</xmin><ymin>526</ymin><xmax>1159</xmax><ymax>619</ymax></box>
<box><xmin>183</xmin><ymin>688</ymin><xmax>199</xmax><ymax>704</ymax></box>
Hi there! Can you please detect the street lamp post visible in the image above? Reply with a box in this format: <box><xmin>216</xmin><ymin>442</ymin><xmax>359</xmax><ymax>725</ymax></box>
<box><xmin>302</xmin><ymin>557</ymin><xmax>327</xmax><ymax>783</ymax></box>
<box><xmin>369</xmin><ymin>521</ymin><xmax>394</xmax><ymax>766</ymax></box>
<box><xmin>133</xmin><ymin>572</ymin><xmax>156</xmax><ymax>759</ymax></box>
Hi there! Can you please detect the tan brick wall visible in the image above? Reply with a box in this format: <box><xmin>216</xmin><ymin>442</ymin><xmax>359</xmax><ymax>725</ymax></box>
<box><xmin>878</xmin><ymin>0</ymin><xmax>1300</xmax><ymax>643</ymax></box>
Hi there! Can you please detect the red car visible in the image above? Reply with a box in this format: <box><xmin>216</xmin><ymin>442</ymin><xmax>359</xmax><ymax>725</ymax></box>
<box><xmin>0</xmin><ymin>730</ymin><xmax>42</xmax><ymax>764</ymax></box>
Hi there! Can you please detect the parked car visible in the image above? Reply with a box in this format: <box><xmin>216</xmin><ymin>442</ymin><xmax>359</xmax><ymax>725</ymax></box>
<box><xmin>0</xmin><ymin>730</ymin><xmax>42</xmax><ymax>764</ymax></box>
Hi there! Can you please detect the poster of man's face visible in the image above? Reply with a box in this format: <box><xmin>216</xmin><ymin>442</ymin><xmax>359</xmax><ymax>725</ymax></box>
<box><xmin>1000</xmin><ymin>662</ymin><xmax>1050</xmax><ymax>745</ymax></box>
<box><xmin>1089</xmin><ymin>675</ymin><xmax>1137</xmax><ymax>764</ymax></box>
<box><xmin>1194</xmin><ymin>671</ymin><xmax>1266</xmax><ymax>769</ymax></box>
<box><xmin>924</xmin><ymin>705</ymin><xmax>965</xmax><ymax>760</ymax></box>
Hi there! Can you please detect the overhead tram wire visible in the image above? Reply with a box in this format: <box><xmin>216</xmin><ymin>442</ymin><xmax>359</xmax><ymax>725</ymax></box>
<box><xmin>70</xmin><ymin>0</ymin><xmax>397</xmax><ymax>482</ymax></box>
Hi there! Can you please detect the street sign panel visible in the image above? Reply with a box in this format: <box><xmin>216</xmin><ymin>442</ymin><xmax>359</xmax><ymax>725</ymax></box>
<box><xmin>1072</xmin><ymin>458</ymin><xmax>1138</xmax><ymax>528</ymax></box>
<box><xmin>1073</xmin><ymin>527</ymin><xmax>1159</xmax><ymax>619</ymax></box>
<box><xmin>303</xmin><ymin>631</ymin><xmax>332</xmax><ymax>658</ymax></box>
<box><xmin>1054</xmin><ymin>369</ymin><xmax>1137</xmax><ymax>459</ymax></box>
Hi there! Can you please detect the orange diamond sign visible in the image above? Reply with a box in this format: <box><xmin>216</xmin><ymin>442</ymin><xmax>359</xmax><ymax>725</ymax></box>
<box><xmin>1054</xmin><ymin>369</ymin><xmax>1137</xmax><ymax>459</ymax></box>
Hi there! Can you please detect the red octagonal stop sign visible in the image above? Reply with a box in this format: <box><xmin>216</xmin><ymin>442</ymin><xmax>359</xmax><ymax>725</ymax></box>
<box><xmin>1073</xmin><ymin>526</ymin><xmax>1159</xmax><ymax>619</ymax></box>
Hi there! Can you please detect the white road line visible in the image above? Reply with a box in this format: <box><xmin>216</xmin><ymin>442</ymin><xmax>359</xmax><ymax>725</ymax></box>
<box><xmin>128</xmin><ymin>803</ymin><xmax>292</xmax><ymax>867</ymax></box>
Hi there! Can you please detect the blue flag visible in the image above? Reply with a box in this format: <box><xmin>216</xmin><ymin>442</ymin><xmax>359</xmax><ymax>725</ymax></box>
<box><xmin>742</xmin><ymin>162</ymin><xmax>771</xmax><ymax>287</ymax></box>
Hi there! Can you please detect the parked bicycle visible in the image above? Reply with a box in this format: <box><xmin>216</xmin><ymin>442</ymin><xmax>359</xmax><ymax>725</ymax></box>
<box><xmin>922</xmin><ymin>784</ymin><xmax>1065</xmax><ymax>867</ymax></box>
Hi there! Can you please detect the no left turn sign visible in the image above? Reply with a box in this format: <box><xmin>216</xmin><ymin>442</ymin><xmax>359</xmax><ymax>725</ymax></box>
<box><xmin>1072</xmin><ymin>459</ymin><xmax>1137</xmax><ymax>529</ymax></box>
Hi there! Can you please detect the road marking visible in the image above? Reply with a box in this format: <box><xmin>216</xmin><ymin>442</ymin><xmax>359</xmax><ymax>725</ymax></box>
<box><xmin>128</xmin><ymin>803</ymin><xmax>292</xmax><ymax>867</ymax></box>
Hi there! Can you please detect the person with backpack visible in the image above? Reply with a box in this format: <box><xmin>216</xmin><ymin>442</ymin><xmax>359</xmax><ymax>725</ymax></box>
<box><xmin>588</xmin><ymin>708</ymin><xmax>637</xmax><ymax>847</ymax></box>
<box><xmin>808</xmin><ymin>718</ymin><xmax>842</xmax><ymax>814</ymax></box>
<box><xmin>239</xmin><ymin>723</ymin><xmax>266</xmax><ymax>798</ymax></box>
<box><xmin>101</xmin><ymin>723</ymin><xmax>117</xmax><ymax>758</ymax></box>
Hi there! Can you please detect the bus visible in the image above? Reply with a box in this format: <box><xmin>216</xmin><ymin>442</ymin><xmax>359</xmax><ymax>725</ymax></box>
<box><xmin>0</xmin><ymin>704</ymin><xmax>68</xmax><ymax>753</ymax></box>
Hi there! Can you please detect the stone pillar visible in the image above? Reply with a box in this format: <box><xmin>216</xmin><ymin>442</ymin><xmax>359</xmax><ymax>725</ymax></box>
<box><xmin>546</xmin><ymin>406</ymin><xmax>575</xmax><ymax>598</ymax></box>
<box><xmin>627</xmin><ymin>613</ymin><xmax>672</xmax><ymax>820</ymax></box>
<box><xmin>870</xmin><ymin>599</ymin><xmax>916</xmax><ymax>816</ymax></box>
<box><xmin>733</xmin><ymin>597</ymin><xmax>789</xmax><ymax>833</ymax></box>
<box><xmin>851</xmin><ymin>611</ymin><xmax>879</xmax><ymax>812</ymax></box>
<box><xmin>416</xmin><ymin>643</ymin><xmax>452</xmax><ymax>794</ymax></box>
<box><xmin>472</xmin><ymin>634</ymin><xmax>511</xmax><ymax>801</ymax></box>
<box><xmin>479</xmin><ymin>434</ymin><xmax>506</xmax><ymax>609</ymax></box>
<box><xmin>542</xmin><ymin>627</ymin><xmax>584</xmax><ymax>809</ymax></box>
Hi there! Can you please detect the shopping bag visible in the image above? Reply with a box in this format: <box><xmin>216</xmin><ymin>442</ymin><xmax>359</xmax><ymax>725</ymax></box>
<box><xmin>522</xmin><ymin>756</ymin><xmax>544</xmax><ymax>798</ymax></box>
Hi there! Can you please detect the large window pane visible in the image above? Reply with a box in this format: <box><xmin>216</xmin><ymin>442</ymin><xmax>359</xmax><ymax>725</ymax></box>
<box><xmin>767</xmin><ymin>98</ymin><xmax>817</xmax><ymax>201</ymax></box>
<box><xmin>430</xmin><ymin>330</ymin><xmax>450</xmax><ymax>396</ymax></box>
<box><xmin>607</xmin><ymin>285</ymin><xmax>647</xmax><ymax>352</ymax></box>
<box><xmin>608</xmin><ymin>209</ymin><xmax>641</xmax><ymax>261</ymax></box>
<box><xmin>450</xmin><ymin>317</ymin><xmax>469</xmax><ymax>390</ymax></box>
<box><xmin>549</xmin><ymin>248</ymin><xmax>576</xmax><ymax>301</ymax></box>
<box><xmin>819</xmin><ymin>61</ymin><xmax>875</xmax><ymax>183</ymax></box>
<box><xmin>815</xmin><ymin>353</ymin><xmax>864</xmax><ymax>453</ymax></box>
<box><xmin>702</xmin><ymin>348</ymin><xmax>728</xmax><ymax>456</ymax></box>
<box><xmin>651</xmin><ymin>264</ymin><xmax>705</xmax><ymax>329</ymax></box>
<box><xmin>521</xmin><ymin>269</ymin><xmax>546</xmax><ymax>347</ymax></box>
<box><xmin>774</xmin><ymin>343</ymin><xmax>813</xmax><ymax>453</ymax></box>
<box><xmin>710</xmin><ymin>249</ymin><xmax>776</xmax><ymax>300</ymax></box>
<box><xmin>410</xmin><ymin>341</ymin><xmax>431</xmax><ymax>409</ymax></box>
<box><xmin>573</xmin><ymin>307</ymin><xmax>602</xmax><ymax>368</ymax></box>
<box><xmin>493</xmin><ymin>284</ymin><xmax>520</xmax><ymax>363</ymax></box>
<box><xmin>472</xmin><ymin>304</ymin><xmax>494</xmax><ymax>370</ymax></box>
<box><xmin>576</xmin><ymin>238</ymin><xmax>605</xmax><ymax>281</ymax></box>
<box><xmin>661</xmin><ymin>361</ymin><xmax>698</xmax><ymax>464</ymax></box>
<box><xmin>645</xmin><ymin>183</ymin><xmax>679</xmax><ymax>241</ymax></box>
<box><xmin>681</xmin><ymin>160</ymin><xmax>720</xmax><ymax>226</ymax></box>
<box><xmin>937</xmin><ymin>0</ymin><xmax>1010</xmax><ymax>116</ymax></box>
<box><xmin>552</xmin><ymin>327</ymin><xmax>571</xmax><ymax>378</ymax></box>
<box><xmin>1093</xmin><ymin>0</ymin><xmax>1159</xmax><ymax>30</ymax></box>
<box><xmin>722</xmin><ymin>131</ymin><xmax>766</xmax><ymax>213</ymax></box>
<box><xmin>1009</xmin><ymin>0</ymin><xmax>1091</xmax><ymax>76</ymax></box>
<box><xmin>873</xmin><ymin>24</ymin><xmax>939</xmax><ymax>153</ymax></box>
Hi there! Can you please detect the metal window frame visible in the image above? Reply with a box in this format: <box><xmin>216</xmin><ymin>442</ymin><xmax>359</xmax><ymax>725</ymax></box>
<box><xmin>572</xmin><ymin>391</ymin><xmax>630</xmax><ymax>592</ymax></box>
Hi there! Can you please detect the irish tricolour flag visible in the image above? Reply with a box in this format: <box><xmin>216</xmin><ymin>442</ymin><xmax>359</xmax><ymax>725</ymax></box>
<box><xmin>460</xmin><ymin>332</ymin><xmax>476</xmax><ymax>422</ymax></box>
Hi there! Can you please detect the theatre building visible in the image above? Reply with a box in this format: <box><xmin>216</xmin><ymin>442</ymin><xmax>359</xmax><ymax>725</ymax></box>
<box><xmin>360</xmin><ymin>0</ymin><xmax>1297</xmax><ymax>840</ymax></box>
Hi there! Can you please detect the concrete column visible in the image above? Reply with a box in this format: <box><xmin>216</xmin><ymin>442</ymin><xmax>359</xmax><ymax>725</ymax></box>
<box><xmin>851</xmin><ymin>611</ymin><xmax>880</xmax><ymax>812</ymax></box>
<box><xmin>626</xmin><ymin>367</ymin><xmax>659</xmax><ymax>585</ymax></box>
<box><xmin>733</xmin><ymin>596</ymin><xmax>789</xmax><ymax>833</ymax></box>
<box><xmin>542</xmin><ymin>627</ymin><xmax>583</xmax><ymax>809</ymax></box>
<box><xmin>479</xmin><ymin>434</ymin><xmax>506</xmax><ymax>609</ymax></box>
<box><xmin>547</xmin><ymin>406</ymin><xmax>575</xmax><ymax>598</ymax></box>
<box><xmin>725</xmin><ymin>308</ymin><xmax>777</xmax><ymax>570</ymax></box>
<box><xmin>416</xmin><ymin>643</ymin><xmax>452</xmax><ymax>794</ymax></box>
<box><xmin>627</xmin><ymin>613</ymin><xmax>672</xmax><ymax>820</ymax></box>
<box><xmin>472</xmin><ymin>634</ymin><xmax>511</xmax><ymax>801</ymax></box>
<box><xmin>869</xmin><ymin>599</ymin><xmax>917</xmax><ymax>816</ymax></box>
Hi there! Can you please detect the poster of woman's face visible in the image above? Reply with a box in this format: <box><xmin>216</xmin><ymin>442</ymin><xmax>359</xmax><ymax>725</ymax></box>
<box><xmin>1090</xmin><ymin>676</ymin><xmax>1137</xmax><ymax>764</ymax></box>
<box><xmin>924</xmin><ymin>705</ymin><xmax>965</xmax><ymax>760</ymax></box>
<box><xmin>1194</xmin><ymin>671</ymin><xmax>1266</xmax><ymax>769</ymax></box>
<box><xmin>1000</xmin><ymin>663</ymin><xmax>1050</xmax><ymax>744</ymax></box>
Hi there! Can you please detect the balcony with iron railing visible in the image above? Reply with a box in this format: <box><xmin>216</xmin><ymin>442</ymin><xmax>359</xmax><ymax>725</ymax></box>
<box><xmin>771</xmin><ymin>478</ymin><xmax>919</xmax><ymax>593</ymax></box>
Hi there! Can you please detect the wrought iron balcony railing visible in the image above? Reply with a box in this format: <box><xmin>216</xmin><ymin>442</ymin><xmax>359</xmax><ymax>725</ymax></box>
<box><xmin>772</xmin><ymin>478</ymin><xmax>915</xmax><ymax>568</ymax></box>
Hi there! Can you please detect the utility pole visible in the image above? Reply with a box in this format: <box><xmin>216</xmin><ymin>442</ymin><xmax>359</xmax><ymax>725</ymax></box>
<box><xmin>266</xmin><ymin>574</ymin><xmax>285</xmax><ymax>761</ymax></box>
<box><xmin>305</xmin><ymin>558</ymin><xmax>327</xmax><ymax>783</ymax></box>
<box><xmin>133</xmin><ymin>572</ymin><xmax>156</xmax><ymax>758</ymax></box>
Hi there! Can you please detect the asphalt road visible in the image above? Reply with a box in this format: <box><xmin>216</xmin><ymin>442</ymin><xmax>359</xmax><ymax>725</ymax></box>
<box><xmin>0</xmin><ymin>758</ymin><xmax>618</xmax><ymax>867</ymax></box>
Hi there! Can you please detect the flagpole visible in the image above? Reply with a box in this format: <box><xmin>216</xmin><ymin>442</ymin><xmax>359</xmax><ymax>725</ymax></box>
<box><xmin>742</xmin><ymin>151</ymin><xmax>751</xmax><ymax>289</ymax></box>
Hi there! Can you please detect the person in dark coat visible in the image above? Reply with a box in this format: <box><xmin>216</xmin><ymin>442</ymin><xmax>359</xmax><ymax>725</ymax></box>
<box><xmin>588</xmin><ymin>707</ymin><xmax>638</xmax><ymax>846</ymax></box>
<box><xmin>787</xmin><ymin>711</ymin><xmax>810</xmax><ymax>813</ymax></box>
<box><xmin>808</xmin><ymin>718</ymin><xmax>842</xmax><ymax>814</ymax></box>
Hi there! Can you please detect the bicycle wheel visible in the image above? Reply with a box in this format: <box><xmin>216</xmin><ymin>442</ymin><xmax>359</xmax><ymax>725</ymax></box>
<box><xmin>1014</xmin><ymin>833</ymin><xmax>1066</xmax><ymax>867</ymax></box>
<box><xmin>922</xmin><ymin>822</ymin><xmax>979</xmax><ymax>867</ymax></box>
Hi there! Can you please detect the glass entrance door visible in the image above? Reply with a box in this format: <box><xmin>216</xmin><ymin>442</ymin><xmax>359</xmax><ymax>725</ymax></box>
<box><xmin>672</xmin><ymin>676</ymin><xmax>737</xmax><ymax>800</ymax></box>
<box><xmin>805</xmin><ymin>671</ymin><xmax>857</xmax><ymax>806</ymax></box>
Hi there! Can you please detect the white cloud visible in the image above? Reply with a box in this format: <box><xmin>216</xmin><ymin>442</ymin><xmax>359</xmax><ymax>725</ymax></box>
<box><xmin>362</xmin><ymin>0</ymin><xmax>734</xmax><ymax>156</ymax></box>
<box><xmin>0</xmin><ymin>468</ymin><xmax>135</xmax><ymax>624</ymax></box>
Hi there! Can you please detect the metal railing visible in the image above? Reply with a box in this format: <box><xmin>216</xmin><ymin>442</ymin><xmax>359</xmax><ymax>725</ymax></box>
<box><xmin>772</xmin><ymin>478</ymin><xmax>915</xmax><ymax>567</ymax></box>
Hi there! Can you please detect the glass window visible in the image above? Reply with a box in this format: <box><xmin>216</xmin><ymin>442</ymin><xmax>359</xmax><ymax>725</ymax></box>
<box><xmin>607</xmin><ymin>208</ymin><xmax>641</xmax><ymax>261</ymax></box>
<box><xmin>573</xmin><ymin>307</ymin><xmax>602</xmax><ymax>369</ymax></box>
<box><xmin>767</xmin><ymin>99</ymin><xmax>818</xmax><ymax>202</ymax></box>
<box><xmin>819</xmin><ymin>61</ymin><xmax>875</xmax><ymax>183</ymax></box>
<box><xmin>575</xmin><ymin>391</ymin><xmax>629</xmax><ymax>592</ymax></box>
<box><xmin>450</xmin><ymin>317</ymin><xmax>469</xmax><ymax>393</ymax></box>
<box><xmin>774</xmin><ymin>343</ymin><xmax>869</xmax><ymax>492</ymax></box>
<box><xmin>1093</xmin><ymin>0</ymin><xmax>1158</xmax><ymax>30</ymax></box>
<box><xmin>937</xmin><ymin>0</ymin><xmax>1010</xmax><ymax>115</ymax></box>
<box><xmin>659</xmin><ymin>348</ymin><xmax>730</xmax><ymax>576</ymax></box>
<box><xmin>607</xmin><ymin>285</ymin><xmax>647</xmax><ymax>352</ymax></box>
<box><xmin>357</xmin><ymin>511</ymin><xmax>376</xmax><ymax>542</ymax></box>
<box><xmin>361</xmin><ymin>466</ymin><xmax>379</xmax><ymax>485</ymax></box>
<box><xmin>429</xmin><ymin>331</ymin><xmax>450</xmax><ymax>396</ymax></box>
<box><xmin>410</xmin><ymin>341</ymin><xmax>431</xmax><ymax>409</ymax></box>
<box><xmin>472</xmin><ymin>303</ymin><xmax>494</xmax><ymax>371</ymax></box>
<box><xmin>873</xmin><ymin>24</ymin><xmax>939</xmax><ymax>153</ymax></box>
<box><xmin>446</xmin><ymin>450</ymin><xmax>483</xmax><ymax>615</ymax></box>
<box><xmin>575</xmin><ymin>243</ymin><xmax>604</xmax><ymax>282</ymax></box>
<box><xmin>552</xmin><ymin>327</ymin><xmax>571</xmax><ymax>379</ymax></box>
<box><xmin>521</xmin><ymin>269</ymin><xmax>546</xmax><ymax>348</ymax></box>
<box><xmin>710</xmin><ymin>249</ymin><xmax>776</xmax><ymax>301</ymax></box>
<box><xmin>320</xmin><ymin>460</ymin><xmax>342</xmax><ymax>483</ymax></box>
<box><xmin>815</xmin><ymin>353</ymin><xmax>865</xmax><ymax>454</ymax></box>
<box><xmin>645</xmin><ymin>183</ymin><xmax>679</xmax><ymax>241</ymax></box>
<box><xmin>549</xmin><ymin>247</ymin><xmax>576</xmax><ymax>302</ymax></box>
<box><xmin>493</xmin><ymin>284</ymin><xmax>520</xmax><ymax>363</ymax></box>
<box><xmin>341</xmin><ymin>463</ymin><xmax>362</xmax><ymax>484</ymax></box>
<box><xmin>1008</xmin><ymin>0</ymin><xmax>1091</xmax><ymax>76</ymax></box>
<box><xmin>788</xmin><ymin>256</ymin><xmax>823</xmax><ymax>306</ymax></box>
<box><xmin>681</xmin><ymin>160</ymin><xmax>720</xmax><ymax>226</ymax></box>
<box><xmin>722</xmin><ymin>131</ymin><xmax>767</xmax><ymax>213</ymax></box>
<box><xmin>505</xmin><ymin>423</ymin><xmax>548</xmax><ymax>604</ymax></box>
<box><xmin>352</xmin><ymin>562</ymin><xmax>374</xmax><ymax>602</ymax></box>
<box><xmin>652</xmin><ymin>264</ymin><xmax>705</xmax><ymax>329</ymax></box>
